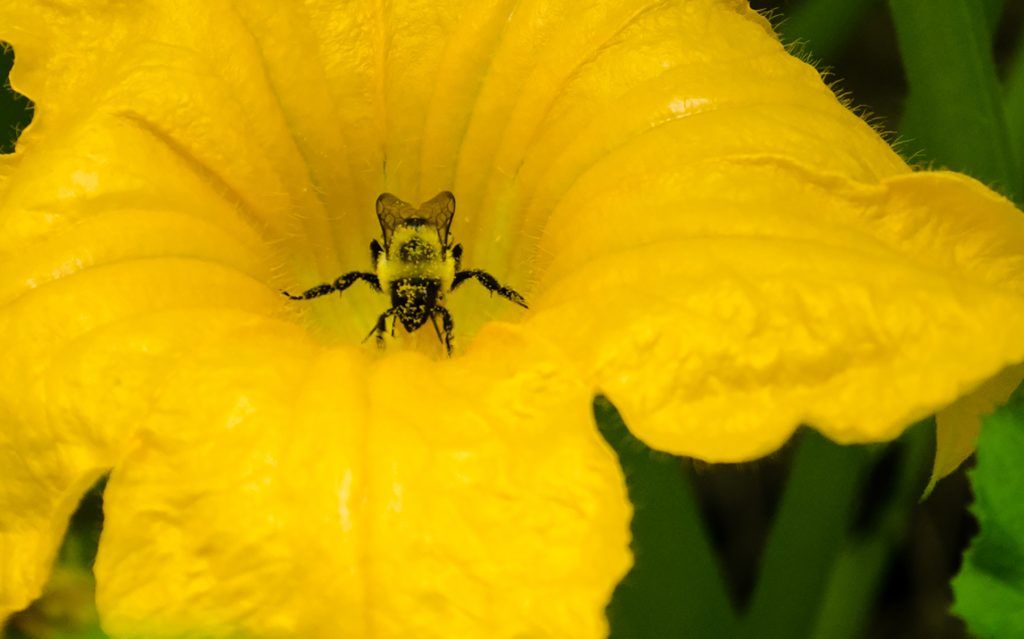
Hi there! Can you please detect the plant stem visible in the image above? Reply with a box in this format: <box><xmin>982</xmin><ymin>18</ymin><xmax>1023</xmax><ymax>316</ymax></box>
<box><xmin>739</xmin><ymin>430</ymin><xmax>871</xmax><ymax>639</ymax></box>
<box><xmin>595</xmin><ymin>396</ymin><xmax>738</xmax><ymax>639</ymax></box>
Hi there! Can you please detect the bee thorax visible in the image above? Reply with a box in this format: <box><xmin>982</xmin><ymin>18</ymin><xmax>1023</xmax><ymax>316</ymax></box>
<box><xmin>397</xmin><ymin>237</ymin><xmax>436</xmax><ymax>264</ymax></box>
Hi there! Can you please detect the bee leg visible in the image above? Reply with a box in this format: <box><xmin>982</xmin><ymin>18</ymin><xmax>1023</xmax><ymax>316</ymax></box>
<box><xmin>363</xmin><ymin>307</ymin><xmax>398</xmax><ymax>350</ymax></box>
<box><xmin>429</xmin><ymin>314</ymin><xmax>444</xmax><ymax>348</ymax></box>
<box><xmin>282</xmin><ymin>271</ymin><xmax>380</xmax><ymax>300</ymax></box>
<box><xmin>432</xmin><ymin>306</ymin><xmax>455</xmax><ymax>357</ymax></box>
<box><xmin>333</xmin><ymin>271</ymin><xmax>382</xmax><ymax>294</ymax></box>
<box><xmin>281</xmin><ymin>282</ymin><xmax>335</xmax><ymax>300</ymax></box>
<box><xmin>451</xmin><ymin>270</ymin><xmax>528</xmax><ymax>308</ymax></box>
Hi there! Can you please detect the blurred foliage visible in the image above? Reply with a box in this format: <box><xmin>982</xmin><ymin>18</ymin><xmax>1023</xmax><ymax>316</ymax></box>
<box><xmin>889</xmin><ymin>0</ymin><xmax>1020</xmax><ymax>201</ymax></box>
<box><xmin>952</xmin><ymin>389</ymin><xmax>1024</xmax><ymax>638</ymax></box>
<box><xmin>596</xmin><ymin>397</ymin><xmax>738</xmax><ymax>638</ymax></box>
<box><xmin>768</xmin><ymin>0</ymin><xmax>880</xmax><ymax>61</ymax></box>
<box><xmin>599</xmin><ymin>395</ymin><xmax>932</xmax><ymax>639</ymax></box>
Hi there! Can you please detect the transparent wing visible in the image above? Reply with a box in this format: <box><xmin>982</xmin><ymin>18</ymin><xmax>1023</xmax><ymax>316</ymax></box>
<box><xmin>375</xmin><ymin>193</ymin><xmax>417</xmax><ymax>249</ymax></box>
<box><xmin>420</xmin><ymin>191</ymin><xmax>456</xmax><ymax>247</ymax></box>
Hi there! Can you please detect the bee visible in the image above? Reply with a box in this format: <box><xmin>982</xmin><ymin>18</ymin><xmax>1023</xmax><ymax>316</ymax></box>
<box><xmin>283</xmin><ymin>191</ymin><xmax>527</xmax><ymax>356</ymax></box>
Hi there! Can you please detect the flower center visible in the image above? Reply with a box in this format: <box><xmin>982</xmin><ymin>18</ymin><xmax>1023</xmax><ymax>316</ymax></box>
<box><xmin>281</xmin><ymin>189</ymin><xmax>531</xmax><ymax>358</ymax></box>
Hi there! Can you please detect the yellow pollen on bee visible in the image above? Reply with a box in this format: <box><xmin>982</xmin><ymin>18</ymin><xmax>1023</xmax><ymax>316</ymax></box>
<box><xmin>377</xmin><ymin>226</ymin><xmax>455</xmax><ymax>292</ymax></box>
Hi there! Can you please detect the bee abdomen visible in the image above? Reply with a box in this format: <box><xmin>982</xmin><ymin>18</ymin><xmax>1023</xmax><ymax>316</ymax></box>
<box><xmin>391</xmin><ymin>277</ymin><xmax>441</xmax><ymax>331</ymax></box>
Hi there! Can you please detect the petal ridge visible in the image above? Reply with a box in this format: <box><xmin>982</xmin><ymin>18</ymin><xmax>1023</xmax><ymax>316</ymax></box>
<box><xmin>114</xmin><ymin>110</ymin><xmax>277</xmax><ymax>241</ymax></box>
<box><xmin>419</xmin><ymin>0</ymin><xmax>527</xmax><ymax>199</ymax></box>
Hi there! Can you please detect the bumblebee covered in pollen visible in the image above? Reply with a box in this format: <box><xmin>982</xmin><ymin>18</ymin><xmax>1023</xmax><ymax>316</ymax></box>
<box><xmin>284</xmin><ymin>191</ymin><xmax>527</xmax><ymax>356</ymax></box>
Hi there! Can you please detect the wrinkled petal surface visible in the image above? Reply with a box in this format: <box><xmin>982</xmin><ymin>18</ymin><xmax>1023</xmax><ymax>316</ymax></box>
<box><xmin>93</xmin><ymin>324</ymin><xmax>627</xmax><ymax>639</ymax></box>
<box><xmin>525</xmin><ymin>169</ymin><xmax>1024</xmax><ymax>461</ymax></box>
<box><xmin>2</xmin><ymin>0</ymin><xmax>1024</xmax><ymax>634</ymax></box>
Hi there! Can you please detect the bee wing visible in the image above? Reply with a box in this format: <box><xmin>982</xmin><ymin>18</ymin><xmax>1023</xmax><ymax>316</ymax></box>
<box><xmin>420</xmin><ymin>191</ymin><xmax>456</xmax><ymax>247</ymax></box>
<box><xmin>375</xmin><ymin>193</ymin><xmax>417</xmax><ymax>249</ymax></box>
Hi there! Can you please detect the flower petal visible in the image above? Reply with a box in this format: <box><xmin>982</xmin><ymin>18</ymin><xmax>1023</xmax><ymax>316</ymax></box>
<box><xmin>0</xmin><ymin>0</ymin><xmax>392</xmax><ymax>335</ymax></box>
<box><xmin>525</xmin><ymin>168</ymin><xmax>1024</xmax><ymax>462</ymax></box>
<box><xmin>932</xmin><ymin>363</ymin><xmax>1024</xmax><ymax>489</ymax></box>
<box><xmin>0</xmin><ymin>306</ymin><xmax>281</xmax><ymax>619</ymax></box>
<box><xmin>0</xmin><ymin>2</ymin><xmax>338</xmax><ymax>615</ymax></box>
<box><xmin>94</xmin><ymin>325</ymin><xmax>629</xmax><ymax>638</ymax></box>
<box><xmin>0</xmin><ymin>58</ymin><xmax>288</xmax><ymax>612</ymax></box>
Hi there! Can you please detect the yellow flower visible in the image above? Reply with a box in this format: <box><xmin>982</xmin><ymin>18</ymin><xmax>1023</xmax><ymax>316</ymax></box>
<box><xmin>2</xmin><ymin>0</ymin><xmax>1023</xmax><ymax>637</ymax></box>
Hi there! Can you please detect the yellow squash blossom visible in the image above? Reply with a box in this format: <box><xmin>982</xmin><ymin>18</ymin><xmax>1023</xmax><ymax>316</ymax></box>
<box><xmin>2</xmin><ymin>0</ymin><xmax>1024</xmax><ymax>637</ymax></box>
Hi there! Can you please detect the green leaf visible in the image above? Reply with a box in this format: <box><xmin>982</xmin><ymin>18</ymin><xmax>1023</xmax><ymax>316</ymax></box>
<box><xmin>777</xmin><ymin>0</ymin><xmax>878</xmax><ymax>63</ymax></box>
<box><xmin>738</xmin><ymin>431</ymin><xmax>871</xmax><ymax>639</ymax></box>
<box><xmin>980</xmin><ymin>0</ymin><xmax>1004</xmax><ymax>34</ymax></box>
<box><xmin>952</xmin><ymin>391</ymin><xmax>1024</xmax><ymax>638</ymax></box>
<box><xmin>888</xmin><ymin>0</ymin><xmax>1020</xmax><ymax>201</ymax></box>
<box><xmin>595</xmin><ymin>396</ymin><xmax>738</xmax><ymax>639</ymax></box>
<box><xmin>1004</xmin><ymin>33</ymin><xmax>1024</xmax><ymax>189</ymax></box>
<box><xmin>811</xmin><ymin>422</ymin><xmax>932</xmax><ymax>639</ymax></box>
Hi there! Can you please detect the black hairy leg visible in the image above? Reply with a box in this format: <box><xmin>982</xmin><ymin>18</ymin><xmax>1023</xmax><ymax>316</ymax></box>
<box><xmin>364</xmin><ymin>307</ymin><xmax>399</xmax><ymax>350</ymax></box>
<box><xmin>452</xmin><ymin>269</ymin><xmax>527</xmax><ymax>308</ymax></box>
<box><xmin>430</xmin><ymin>307</ymin><xmax>455</xmax><ymax>356</ymax></box>
<box><xmin>282</xmin><ymin>271</ymin><xmax>381</xmax><ymax>300</ymax></box>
